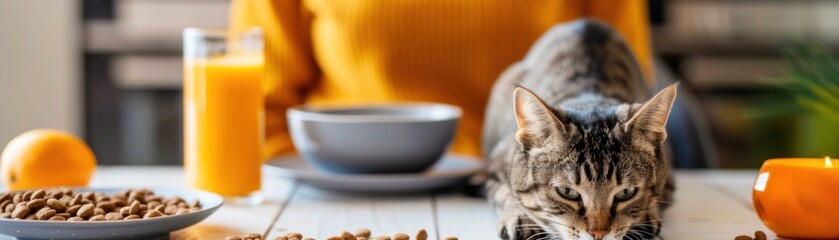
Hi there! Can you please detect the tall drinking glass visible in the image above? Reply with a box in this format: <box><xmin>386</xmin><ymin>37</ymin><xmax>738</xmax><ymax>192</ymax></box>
<box><xmin>183</xmin><ymin>28</ymin><xmax>264</xmax><ymax>205</ymax></box>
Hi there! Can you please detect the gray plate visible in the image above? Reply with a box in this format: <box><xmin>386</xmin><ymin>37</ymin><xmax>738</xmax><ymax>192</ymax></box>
<box><xmin>0</xmin><ymin>187</ymin><xmax>223</xmax><ymax>240</ymax></box>
<box><xmin>263</xmin><ymin>154</ymin><xmax>484</xmax><ymax>192</ymax></box>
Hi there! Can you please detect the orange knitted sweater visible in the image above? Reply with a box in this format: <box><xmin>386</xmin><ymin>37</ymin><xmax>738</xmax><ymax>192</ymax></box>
<box><xmin>229</xmin><ymin>0</ymin><xmax>653</xmax><ymax>159</ymax></box>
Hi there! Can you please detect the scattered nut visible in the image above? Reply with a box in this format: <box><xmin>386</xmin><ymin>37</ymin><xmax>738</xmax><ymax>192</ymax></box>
<box><xmin>415</xmin><ymin>229</ymin><xmax>427</xmax><ymax>240</ymax></box>
<box><xmin>26</xmin><ymin>198</ymin><xmax>46</xmax><ymax>210</ymax></box>
<box><xmin>96</xmin><ymin>201</ymin><xmax>116</xmax><ymax>212</ymax></box>
<box><xmin>46</xmin><ymin>199</ymin><xmax>66</xmax><ymax>212</ymax></box>
<box><xmin>355</xmin><ymin>229</ymin><xmax>372</xmax><ymax>238</ymax></box>
<box><xmin>31</xmin><ymin>189</ymin><xmax>46</xmax><ymax>199</ymax></box>
<box><xmin>112</xmin><ymin>199</ymin><xmax>127</xmax><ymax>207</ymax></box>
<box><xmin>735</xmin><ymin>230</ymin><xmax>768</xmax><ymax>240</ymax></box>
<box><xmin>94</xmin><ymin>207</ymin><xmax>106</xmax><ymax>215</ymax></box>
<box><xmin>175</xmin><ymin>208</ymin><xmax>190</xmax><ymax>215</ymax></box>
<box><xmin>0</xmin><ymin>200</ymin><xmax>12</xmax><ymax>213</ymax></box>
<box><xmin>82</xmin><ymin>192</ymin><xmax>95</xmax><ymax>201</ymax></box>
<box><xmin>286</xmin><ymin>233</ymin><xmax>304</xmax><ymax>239</ymax></box>
<box><xmin>105</xmin><ymin>212</ymin><xmax>123</xmax><ymax>221</ymax></box>
<box><xmin>341</xmin><ymin>231</ymin><xmax>358</xmax><ymax>240</ymax></box>
<box><xmin>69</xmin><ymin>195</ymin><xmax>83</xmax><ymax>206</ymax></box>
<box><xmin>66</xmin><ymin>205</ymin><xmax>82</xmax><ymax>215</ymax></box>
<box><xmin>77</xmin><ymin>204</ymin><xmax>95</xmax><ymax>218</ymax></box>
<box><xmin>243</xmin><ymin>233</ymin><xmax>262</xmax><ymax>239</ymax></box>
<box><xmin>164</xmin><ymin>205</ymin><xmax>178</xmax><ymax>215</ymax></box>
<box><xmin>393</xmin><ymin>233</ymin><xmax>409</xmax><ymax>240</ymax></box>
<box><xmin>119</xmin><ymin>206</ymin><xmax>130</xmax><ymax>216</ymax></box>
<box><xmin>754</xmin><ymin>231</ymin><xmax>767</xmax><ymax>240</ymax></box>
<box><xmin>11</xmin><ymin>204</ymin><xmax>30</xmax><ymax>219</ymax></box>
<box><xmin>88</xmin><ymin>214</ymin><xmax>106</xmax><ymax>221</ymax></box>
<box><xmin>129</xmin><ymin>200</ymin><xmax>142</xmax><ymax>215</ymax></box>
<box><xmin>21</xmin><ymin>191</ymin><xmax>33</xmax><ymax>201</ymax></box>
<box><xmin>143</xmin><ymin>210</ymin><xmax>163</xmax><ymax>219</ymax></box>
<box><xmin>35</xmin><ymin>208</ymin><xmax>56</xmax><ymax>220</ymax></box>
<box><xmin>225</xmin><ymin>229</ymin><xmax>452</xmax><ymax>240</ymax></box>
<box><xmin>4</xmin><ymin>204</ymin><xmax>14</xmax><ymax>213</ymax></box>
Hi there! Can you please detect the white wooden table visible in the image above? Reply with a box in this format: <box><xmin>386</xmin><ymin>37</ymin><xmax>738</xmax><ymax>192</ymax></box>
<box><xmin>1</xmin><ymin>167</ymin><xmax>777</xmax><ymax>240</ymax></box>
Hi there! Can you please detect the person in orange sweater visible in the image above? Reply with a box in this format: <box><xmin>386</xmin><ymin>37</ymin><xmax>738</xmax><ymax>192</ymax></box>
<box><xmin>229</xmin><ymin>0</ymin><xmax>653</xmax><ymax>159</ymax></box>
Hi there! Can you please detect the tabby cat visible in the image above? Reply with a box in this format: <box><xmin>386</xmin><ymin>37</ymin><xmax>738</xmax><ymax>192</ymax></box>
<box><xmin>483</xmin><ymin>19</ymin><xmax>677</xmax><ymax>240</ymax></box>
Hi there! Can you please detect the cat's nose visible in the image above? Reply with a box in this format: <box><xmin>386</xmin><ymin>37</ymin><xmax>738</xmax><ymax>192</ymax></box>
<box><xmin>590</xmin><ymin>230</ymin><xmax>608</xmax><ymax>240</ymax></box>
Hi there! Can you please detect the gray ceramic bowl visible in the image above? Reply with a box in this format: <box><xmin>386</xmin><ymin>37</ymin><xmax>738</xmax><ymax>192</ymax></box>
<box><xmin>287</xmin><ymin>103</ymin><xmax>461</xmax><ymax>174</ymax></box>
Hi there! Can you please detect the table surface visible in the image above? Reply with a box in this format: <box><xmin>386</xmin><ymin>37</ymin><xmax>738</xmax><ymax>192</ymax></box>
<box><xmin>1</xmin><ymin>167</ymin><xmax>776</xmax><ymax>240</ymax></box>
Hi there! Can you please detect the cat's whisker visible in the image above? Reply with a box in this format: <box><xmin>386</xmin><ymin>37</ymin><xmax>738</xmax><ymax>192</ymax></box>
<box><xmin>514</xmin><ymin>225</ymin><xmax>544</xmax><ymax>228</ymax></box>
<box><xmin>630</xmin><ymin>222</ymin><xmax>663</xmax><ymax>227</ymax></box>
<box><xmin>513</xmin><ymin>226</ymin><xmax>545</xmax><ymax>232</ymax></box>
<box><xmin>625</xmin><ymin>226</ymin><xmax>663</xmax><ymax>240</ymax></box>
<box><xmin>536</xmin><ymin>234</ymin><xmax>558</xmax><ymax>240</ymax></box>
<box><xmin>525</xmin><ymin>232</ymin><xmax>551</xmax><ymax>240</ymax></box>
<box><xmin>515</xmin><ymin>227</ymin><xmax>545</xmax><ymax>231</ymax></box>
<box><xmin>626</xmin><ymin>228</ymin><xmax>657</xmax><ymax>240</ymax></box>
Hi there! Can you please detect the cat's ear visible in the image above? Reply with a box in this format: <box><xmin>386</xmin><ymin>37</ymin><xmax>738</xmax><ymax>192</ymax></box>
<box><xmin>513</xmin><ymin>87</ymin><xmax>564</xmax><ymax>149</ymax></box>
<box><xmin>624</xmin><ymin>84</ymin><xmax>678</xmax><ymax>142</ymax></box>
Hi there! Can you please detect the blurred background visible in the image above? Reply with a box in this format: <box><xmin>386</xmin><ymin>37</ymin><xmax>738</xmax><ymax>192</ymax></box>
<box><xmin>1</xmin><ymin>0</ymin><xmax>837</xmax><ymax>167</ymax></box>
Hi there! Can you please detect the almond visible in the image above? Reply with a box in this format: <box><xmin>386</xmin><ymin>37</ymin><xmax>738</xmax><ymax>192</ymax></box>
<box><xmin>355</xmin><ymin>229</ymin><xmax>372</xmax><ymax>238</ymax></box>
<box><xmin>76</xmin><ymin>204</ymin><xmax>95</xmax><ymax>218</ymax></box>
<box><xmin>416</xmin><ymin>229</ymin><xmax>427</xmax><ymax>240</ymax></box>
<box><xmin>35</xmin><ymin>208</ymin><xmax>56</xmax><ymax>220</ymax></box>
<box><xmin>26</xmin><ymin>198</ymin><xmax>46</xmax><ymax>210</ymax></box>
<box><xmin>46</xmin><ymin>199</ymin><xmax>66</xmax><ymax>212</ymax></box>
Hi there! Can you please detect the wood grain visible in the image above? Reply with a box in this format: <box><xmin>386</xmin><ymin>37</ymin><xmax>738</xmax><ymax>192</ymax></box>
<box><xmin>265</xmin><ymin>185</ymin><xmax>438</xmax><ymax>240</ymax></box>
<box><xmin>434</xmin><ymin>194</ymin><xmax>498</xmax><ymax>239</ymax></box>
<box><xmin>661</xmin><ymin>172</ymin><xmax>776</xmax><ymax>239</ymax></box>
<box><xmin>0</xmin><ymin>167</ymin><xmax>783</xmax><ymax>240</ymax></box>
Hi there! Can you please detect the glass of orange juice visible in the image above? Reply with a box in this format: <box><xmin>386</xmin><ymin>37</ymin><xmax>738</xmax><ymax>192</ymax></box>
<box><xmin>183</xmin><ymin>28</ymin><xmax>264</xmax><ymax>205</ymax></box>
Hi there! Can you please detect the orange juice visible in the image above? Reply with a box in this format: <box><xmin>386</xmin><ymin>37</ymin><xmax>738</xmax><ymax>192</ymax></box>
<box><xmin>184</xmin><ymin>53</ymin><xmax>263</xmax><ymax>196</ymax></box>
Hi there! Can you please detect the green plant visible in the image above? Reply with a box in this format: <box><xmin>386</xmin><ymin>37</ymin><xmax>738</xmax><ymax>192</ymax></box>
<box><xmin>746</xmin><ymin>42</ymin><xmax>839</xmax><ymax>158</ymax></box>
<box><xmin>772</xmin><ymin>43</ymin><xmax>839</xmax><ymax>123</ymax></box>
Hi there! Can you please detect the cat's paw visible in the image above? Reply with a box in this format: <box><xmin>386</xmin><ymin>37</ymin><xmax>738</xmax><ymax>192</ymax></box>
<box><xmin>498</xmin><ymin>214</ymin><xmax>543</xmax><ymax>240</ymax></box>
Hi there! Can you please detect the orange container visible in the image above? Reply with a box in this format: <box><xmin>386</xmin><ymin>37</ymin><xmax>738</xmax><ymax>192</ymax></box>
<box><xmin>753</xmin><ymin>158</ymin><xmax>839</xmax><ymax>239</ymax></box>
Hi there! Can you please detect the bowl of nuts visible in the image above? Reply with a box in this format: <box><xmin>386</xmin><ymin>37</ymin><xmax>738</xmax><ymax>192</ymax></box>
<box><xmin>0</xmin><ymin>187</ymin><xmax>223</xmax><ymax>239</ymax></box>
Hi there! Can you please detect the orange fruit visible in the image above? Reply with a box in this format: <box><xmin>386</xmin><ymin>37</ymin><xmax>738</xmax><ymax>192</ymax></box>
<box><xmin>1</xmin><ymin>129</ymin><xmax>97</xmax><ymax>190</ymax></box>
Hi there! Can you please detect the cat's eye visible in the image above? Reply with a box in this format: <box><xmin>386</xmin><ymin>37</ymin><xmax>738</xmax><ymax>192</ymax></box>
<box><xmin>614</xmin><ymin>187</ymin><xmax>637</xmax><ymax>201</ymax></box>
<box><xmin>556</xmin><ymin>187</ymin><xmax>581</xmax><ymax>201</ymax></box>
